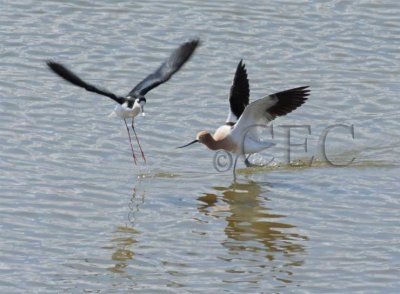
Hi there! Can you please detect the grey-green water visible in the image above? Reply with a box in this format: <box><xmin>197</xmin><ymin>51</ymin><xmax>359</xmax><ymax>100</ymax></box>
<box><xmin>1</xmin><ymin>1</ymin><xmax>400</xmax><ymax>293</ymax></box>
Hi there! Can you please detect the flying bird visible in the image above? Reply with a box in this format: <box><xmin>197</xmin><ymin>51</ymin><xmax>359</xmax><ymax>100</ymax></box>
<box><xmin>179</xmin><ymin>59</ymin><xmax>310</xmax><ymax>177</ymax></box>
<box><xmin>47</xmin><ymin>39</ymin><xmax>200</xmax><ymax>165</ymax></box>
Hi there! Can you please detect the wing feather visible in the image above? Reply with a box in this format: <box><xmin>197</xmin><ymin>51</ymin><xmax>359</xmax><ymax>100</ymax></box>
<box><xmin>129</xmin><ymin>39</ymin><xmax>200</xmax><ymax>97</ymax></box>
<box><xmin>226</xmin><ymin>59</ymin><xmax>250</xmax><ymax>123</ymax></box>
<box><xmin>47</xmin><ymin>61</ymin><xmax>125</xmax><ymax>104</ymax></box>
<box><xmin>231</xmin><ymin>86</ymin><xmax>310</xmax><ymax>140</ymax></box>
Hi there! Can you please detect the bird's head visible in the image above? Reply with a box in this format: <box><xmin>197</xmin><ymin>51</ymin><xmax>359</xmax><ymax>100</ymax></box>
<box><xmin>178</xmin><ymin>131</ymin><xmax>213</xmax><ymax>148</ymax></box>
<box><xmin>135</xmin><ymin>97</ymin><xmax>146</xmax><ymax>116</ymax></box>
<box><xmin>196</xmin><ymin>131</ymin><xmax>212</xmax><ymax>143</ymax></box>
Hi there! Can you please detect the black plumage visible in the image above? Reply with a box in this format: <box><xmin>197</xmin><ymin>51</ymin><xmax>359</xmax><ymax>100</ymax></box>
<box><xmin>46</xmin><ymin>61</ymin><xmax>126</xmax><ymax>104</ymax></box>
<box><xmin>129</xmin><ymin>39</ymin><xmax>200</xmax><ymax>97</ymax></box>
<box><xmin>268</xmin><ymin>86</ymin><xmax>310</xmax><ymax>118</ymax></box>
<box><xmin>47</xmin><ymin>39</ymin><xmax>200</xmax><ymax>105</ymax></box>
<box><xmin>229</xmin><ymin>59</ymin><xmax>250</xmax><ymax>120</ymax></box>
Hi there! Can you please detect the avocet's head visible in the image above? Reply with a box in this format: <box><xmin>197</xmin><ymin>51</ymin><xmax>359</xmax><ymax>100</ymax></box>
<box><xmin>196</xmin><ymin>131</ymin><xmax>212</xmax><ymax>144</ymax></box>
<box><xmin>177</xmin><ymin>131</ymin><xmax>213</xmax><ymax>148</ymax></box>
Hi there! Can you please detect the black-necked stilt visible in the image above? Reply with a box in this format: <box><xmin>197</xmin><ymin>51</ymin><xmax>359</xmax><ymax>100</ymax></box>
<box><xmin>179</xmin><ymin>59</ymin><xmax>310</xmax><ymax>176</ymax></box>
<box><xmin>47</xmin><ymin>39</ymin><xmax>200</xmax><ymax>165</ymax></box>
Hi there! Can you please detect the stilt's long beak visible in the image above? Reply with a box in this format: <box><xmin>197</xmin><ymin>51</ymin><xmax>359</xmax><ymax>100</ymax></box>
<box><xmin>177</xmin><ymin>140</ymin><xmax>199</xmax><ymax>148</ymax></box>
<box><xmin>140</xmin><ymin>106</ymin><xmax>146</xmax><ymax>117</ymax></box>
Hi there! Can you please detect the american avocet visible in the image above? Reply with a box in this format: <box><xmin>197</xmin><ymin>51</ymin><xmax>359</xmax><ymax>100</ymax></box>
<box><xmin>47</xmin><ymin>39</ymin><xmax>200</xmax><ymax>165</ymax></box>
<box><xmin>179</xmin><ymin>60</ymin><xmax>310</xmax><ymax>176</ymax></box>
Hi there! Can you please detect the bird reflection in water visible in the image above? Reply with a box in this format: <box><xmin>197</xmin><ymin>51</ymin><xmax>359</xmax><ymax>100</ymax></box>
<box><xmin>107</xmin><ymin>178</ymin><xmax>147</xmax><ymax>274</ymax></box>
<box><xmin>198</xmin><ymin>180</ymin><xmax>308</xmax><ymax>286</ymax></box>
<box><xmin>108</xmin><ymin>226</ymin><xmax>138</xmax><ymax>274</ymax></box>
<box><xmin>128</xmin><ymin>179</ymin><xmax>146</xmax><ymax>225</ymax></box>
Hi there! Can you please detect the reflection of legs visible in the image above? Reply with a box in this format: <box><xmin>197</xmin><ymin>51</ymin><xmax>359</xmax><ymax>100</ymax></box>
<box><xmin>124</xmin><ymin>118</ymin><xmax>137</xmax><ymax>165</ymax></box>
<box><xmin>132</xmin><ymin>120</ymin><xmax>146</xmax><ymax>163</ymax></box>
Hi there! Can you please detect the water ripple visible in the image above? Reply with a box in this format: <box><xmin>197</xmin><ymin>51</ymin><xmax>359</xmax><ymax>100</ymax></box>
<box><xmin>1</xmin><ymin>0</ymin><xmax>400</xmax><ymax>293</ymax></box>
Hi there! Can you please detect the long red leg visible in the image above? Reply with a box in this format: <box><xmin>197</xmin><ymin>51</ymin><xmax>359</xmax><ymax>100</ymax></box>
<box><xmin>124</xmin><ymin>118</ymin><xmax>137</xmax><ymax>165</ymax></box>
<box><xmin>132</xmin><ymin>120</ymin><xmax>146</xmax><ymax>163</ymax></box>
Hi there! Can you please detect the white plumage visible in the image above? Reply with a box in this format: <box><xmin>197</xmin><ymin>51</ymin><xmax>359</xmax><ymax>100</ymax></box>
<box><xmin>179</xmin><ymin>59</ymin><xmax>309</xmax><ymax>177</ymax></box>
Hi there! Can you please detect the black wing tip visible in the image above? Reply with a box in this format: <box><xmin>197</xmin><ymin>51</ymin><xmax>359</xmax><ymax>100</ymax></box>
<box><xmin>182</xmin><ymin>39</ymin><xmax>201</xmax><ymax>51</ymax></box>
<box><xmin>187</xmin><ymin>38</ymin><xmax>201</xmax><ymax>46</ymax></box>
<box><xmin>46</xmin><ymin>60</ymin><xmax>72</xmax><ymax>78</ymax></box>
<box><xmin>229</xmin><ymin>58</ymin><xmax>250</xmax><ymax>119</ymax></box>
<box><xmin>237</xmin><ymin>59</ymin><xmax>247</xmax><ymax>73</ymax></box>
<box><xmin>45</xmin><ymin>59</ymin><xmax>55</xmax><ymax>65</ymax></box>
<box><xmin>129</xmin><ymin>38</ymin><xmax>201</xmax><ymax>97</ymax></box>
<box><xmin>45</xmin><ymin>59</ymin><xmax>125</xmax><ymax>103</ymax></box>
<box><xmin>269</xmin><ymin>86</ymin><xmax>310</xmax><ymax>117</ymax></box>
<box><xmin>46</xmin><ymin>60</ymin><xmax>62</xmax><ymax>71</ymax></box>
<box><xmin>182</xmin><ymin>39</ymin><xmax>201</xmax><ymax>55</ymax></box>
<box><xmin>46</xmin><ymin>60</ymin><xmax>65</xmax><ymax>68</ymax></box>
<box><xmin>278</xmin><ymin>86</ymin><xmax>310</xmax><ymax>97</ymax></box>
<box><xmin>234</xmin><ymin>59</ymin><xmax>248</xmax><ymax>77</ymax></box>
<box><xmin>46</xmin><ymin>60</ymin><xmax>75</xmax><ymax>80</ymax></box>
<box><xmin>173</xmin><ymin>38</ymin><xmax>201</xmax><ymax>65</ymax></box>
<box><xmin>183</xmin><ymin>39</ymin><xmax>201</xmax><ymax>55</ymax></box>
<box><xmin>293</xmin><ymin>85</ymin><xmax>310</xmax><ymax>93</ymax></box>
<box><xmin>233</xmin><ymin>59</ymin><xmax>249</xmax><ymax>90</ymax></box>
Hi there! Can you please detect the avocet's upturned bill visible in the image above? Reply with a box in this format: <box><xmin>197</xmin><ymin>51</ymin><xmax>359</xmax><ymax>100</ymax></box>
<box><xmin>178</xmin><ymin>59</ymin><xmax>310</xmax><ymax>177</ymax></box>
<box><xmin>47</xmin><ymin>39</ymin><xmax>200</xmax><ymax>165</ymax></box>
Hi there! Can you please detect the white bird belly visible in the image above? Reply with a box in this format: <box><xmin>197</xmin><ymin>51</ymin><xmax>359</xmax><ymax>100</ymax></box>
<box><xmin>241</xmin><ymin>137</ymin><xmax>275</xmax><ymax>154</ymax></box>
<box><xmin>111</xmin><ymin>104</ymin><xmax>140</xmax><ymax>119</ymax></box>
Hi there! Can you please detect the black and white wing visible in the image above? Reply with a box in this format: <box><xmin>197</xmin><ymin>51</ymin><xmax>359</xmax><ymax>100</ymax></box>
<box><xmin>129</xmin><ymin>39</ymin><xmax>200</xmax><ymax>98</ymax></box>
<box><xmin>231</xmin><ymin>86</ymin><xmax>310</xmax><ymax>138</ymax></box>
<box><xmin>47</xmin><ymin>61</ymin><xmax>125</xmax><ymax>104</ymax></box>
<box><xmin>226</xmin><ymin>59</ymin><xmax>250</xmax><ymax>125</ymax></box>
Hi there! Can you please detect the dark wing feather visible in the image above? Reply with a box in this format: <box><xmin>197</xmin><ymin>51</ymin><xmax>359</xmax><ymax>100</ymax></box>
<box><xmin>46</xmin><ymin>61</ymin><xmax>125</xmax><ymax>104</ymax></box>
<box><xmin>231</xmin><ymin>86</ymin><xmax>310</xmax><ymax>140</ymax></box>
<box><xmin>229</xmin><ymin>59</ymin><xmax>250</xmax><ymax>119</ymax></box>
<box><xmin>268</xmin><ymin>86</ymin><xmax>310</xmax><ymax>118</ymax></box>
<box><xmin>129</xmin><ymin>39</ymin><xmax>200</xmax><ymax>97</ymax></box>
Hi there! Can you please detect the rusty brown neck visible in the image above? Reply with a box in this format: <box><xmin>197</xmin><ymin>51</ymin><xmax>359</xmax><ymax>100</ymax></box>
<box><xmin>200</xmin><ymin>133</ymin><xmax>236</xmax><ymax>152</ymax></box>
<box><xmin>200</xmin><ymin>133</ymin><xmax>219</xmax><ymax>150</ymax></box>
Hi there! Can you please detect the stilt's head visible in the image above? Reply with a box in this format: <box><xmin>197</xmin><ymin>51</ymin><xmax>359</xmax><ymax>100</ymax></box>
<box><xmin>133</xmin><ymin>97</ymin><xmax>146</xmax><ymax>117</ymax></box>
<box><xmin>178</xmin><ymin>131</ymin><xmax>215</xmax><ymax>149</ymax></box>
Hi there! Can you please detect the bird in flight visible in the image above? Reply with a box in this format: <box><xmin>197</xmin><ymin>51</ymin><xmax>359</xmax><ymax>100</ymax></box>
<box><xmin>47</xmin><ymin>39</ymin><xmax>200</xmax><ymax>165</ymax></box>
<box><xmin>179</xmin><ymin>59</ymin><xmax>310</xmax><ymax>177</ymax></box>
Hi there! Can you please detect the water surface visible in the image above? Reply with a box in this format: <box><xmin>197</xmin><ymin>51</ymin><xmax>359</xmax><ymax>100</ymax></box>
<box><xmin>1</xmin><ymin>0</ymin><xmax>400</xmax><ymax>293</ymax></box>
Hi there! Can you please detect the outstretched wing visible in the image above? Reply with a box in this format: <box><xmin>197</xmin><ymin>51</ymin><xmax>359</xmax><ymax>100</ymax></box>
<box><xmin>129</xmin><ymin>39</ymin><xmax>200</xmax><ymax>97</ymax></box>
<box><xmin>231</xmin><ymin>86</ymin><xmax>310</xmax><ymax>140</ymax></box>
<box><xmin>226</xmin><ymin>59</ymin><xmax>250</xmax><ymax>124</ymax></box>
<box><xmin>46</xmin><ymin>61</ymin><xmax>125</xmax><ymax>104</ymax></box>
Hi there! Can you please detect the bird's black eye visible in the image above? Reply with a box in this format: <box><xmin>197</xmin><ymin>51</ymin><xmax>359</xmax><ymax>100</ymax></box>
<box><xmin>138</xmin><ymin>97</ymin><xmax>146</xmax><ymax>103</ymax></box>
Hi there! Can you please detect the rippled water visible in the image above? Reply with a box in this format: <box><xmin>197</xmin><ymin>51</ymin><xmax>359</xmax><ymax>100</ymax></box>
<box><xmin>1</xmin><ymin>0</ymin><xmax>400</xmax><ymax>293</ymax></box>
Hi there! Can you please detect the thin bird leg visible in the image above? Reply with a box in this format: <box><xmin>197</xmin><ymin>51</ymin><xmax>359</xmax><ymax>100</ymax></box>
<box><xmin>233</xmin><ymin>155</ymin><xmax>239</xmax><ymax>181</ymax></box>
<box><xmin>131</xmin><ymin>119</ymin><xmax>146</xmax><ymax>163</ymax></box>
<box><xmin>124</xmin><ymin>118</ymin><xmax>137</xmax><ymax>165</ymax></box>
